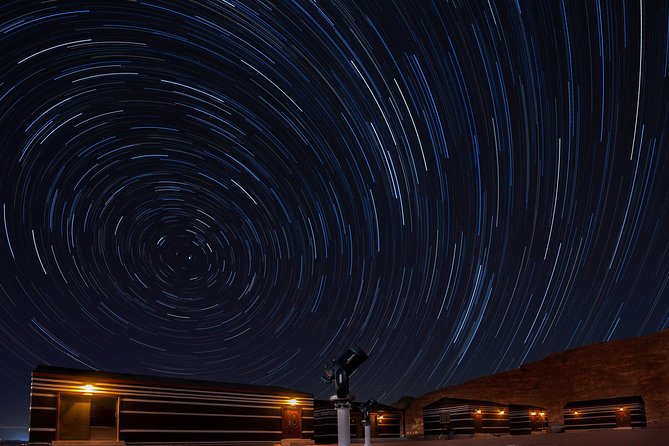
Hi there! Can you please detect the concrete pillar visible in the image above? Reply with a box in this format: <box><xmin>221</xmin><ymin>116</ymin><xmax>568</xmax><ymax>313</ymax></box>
<box><xmin>333</xmin><ymin>398</ymin><xmax>351</xmax><ymax>446</ymax></box>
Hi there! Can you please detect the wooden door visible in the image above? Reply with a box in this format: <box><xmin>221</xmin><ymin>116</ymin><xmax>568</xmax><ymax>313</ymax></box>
<box><xmin>370</xmin><ymin>414</ymin><xmax>378</xmax><ymax>437</ymax></box>
<box><xmin>282</xmin><ymin>407</ymin><xmax>302</xmax><ymax>439</ymax></box>
<box><xmin>529</xmin><ymin>413</ymin><xmax>540</xmax><ymax>431</ymax></box>
<box><xmin>616</xmin><ymin>408</ymin><xmax>631</xmax><ymax>427</ymax></box>
<box><xmin>473</xmin><ymin>411</ymin><xmax>483</xmax><ymax>433</ymax></box>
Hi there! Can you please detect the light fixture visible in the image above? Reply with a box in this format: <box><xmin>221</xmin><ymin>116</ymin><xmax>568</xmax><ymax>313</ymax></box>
<box><xmin>287</xmin><ymin>398</ymin><xmax>298</xmax><ymax>406</ymax></box>
<box><xmin>530</xmin><ymin>411</ymin><xmax>537</xmax><ymax>416</ymax></box>
<box><xmin>573</xmin><ymin>411</ymin><xmax>579</xmax><ymax>415</ymax></box>
<box><xmin>539</xmin><ymin>412</ymin><xmax>545</xmax><ymax>416</ymax></box>
<box><xmin>476</xmin><ymin>409</ymin><xmax>482</xmax><ymax>414</ymax></box>
<box><xmin>82</xmin><ymin>384</ymin><xmax>94</xmax><ymax>394</ymax></box>
<box><xmin>499</xmin><ymin>410</ymin><xmax>505</xmax><ymax>415</ymax></box>
<box><xmin>619</xmin><ymin>407</ymin><xmax>624</xmax><ymax>411</ymax></box>
<box><xmin>378</xmin><ymin>415</ymin><xmax>384</xmax><ymax>421</ymax></box>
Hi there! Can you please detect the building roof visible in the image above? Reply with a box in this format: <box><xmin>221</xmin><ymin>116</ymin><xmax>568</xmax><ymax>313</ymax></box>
<box><xmin>563</xmin><ymin>395</ymin><xmax>645</xmax><ymax>408</ymax></box>
<box><xmin>424</xmin><ymin>397</ymin><xmax>505</xmax><ymax>409</ymax></box>
<box><xmin>509</xmin><ymin>404</ymin><xmax>548</xmax><ymax>411</ymax></box>
<box><xmin>32</xmin><ymin>365</ymin><xmax>313</xmax><ymax>397</ymax></box>
<box><xmin>314</xmin><ymin>399</ymin><xmax>401</xmax><ymax>412</ymax></box>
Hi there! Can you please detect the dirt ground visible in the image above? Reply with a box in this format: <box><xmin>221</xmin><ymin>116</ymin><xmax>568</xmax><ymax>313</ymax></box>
<box><xmin>331</xmin><ymin>425</ymin><xmax>669</xmax><ymax>446</ymax></box>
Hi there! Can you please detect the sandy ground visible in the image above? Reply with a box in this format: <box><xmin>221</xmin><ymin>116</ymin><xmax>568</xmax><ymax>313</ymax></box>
<box><xmin>323</xmin><ymin>426</ymin><xmax>669</xmax><ymax>446</ymax></box>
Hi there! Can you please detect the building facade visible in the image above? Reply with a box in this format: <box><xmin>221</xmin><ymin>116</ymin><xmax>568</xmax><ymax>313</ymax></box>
<box><xmin>29</xmin><ymin>366</ymin><xmax>314</xmax><ymax>446</ymax></box>
<box><xmin>423</xmin><ymin>397</ymin><xmax>509</xmax><ymax>438</ymax></box>
<box><xmin>508</xmin><ymin>404</ymin><xmax>548</xmax><ymax>435</ymax></box>
<box><xmin>313</xmin><ymin>401</ymin><xmax>338</xmax><ymax>444</ymax></box>
<box><xmin>563</xmin><ymin>396</ymin><xmax>646</xmax><ymax>430</ymax></box>
<box><xmin>313</xmin><ymin>400</ymin><xmax>401</xmax><ymax>444</ymax></box>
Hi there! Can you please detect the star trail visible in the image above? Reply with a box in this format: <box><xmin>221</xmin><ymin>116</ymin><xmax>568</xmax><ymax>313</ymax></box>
<box><xmin>1</xmin><ymin>0</ymin><xmax>668</xmax><ymax>439</ymax></box>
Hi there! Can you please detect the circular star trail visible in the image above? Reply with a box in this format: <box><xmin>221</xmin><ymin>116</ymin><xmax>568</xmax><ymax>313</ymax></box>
<box><xmin>0</xmin><ymin>0</ymin><xmax>668</xmax><ymax>436</ymax></box>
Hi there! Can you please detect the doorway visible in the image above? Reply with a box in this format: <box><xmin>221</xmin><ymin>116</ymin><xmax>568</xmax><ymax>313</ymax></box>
<box><xmin>370</xmin><ymin>413</ymin><xmax>378</xmax><ymax>437</ymax></box>
<box><xmin>473</xmin><ymin>411</ymin><xmax>483</xmax><ymax>433</ymax></box>
<box><xmin>58</xmin><ymin>394</ymin><xmax>118</xmax><ymax>440</ymax></box>
<box><xmin>616</xmin><ymin>408</ymin><xmax>631</xmax><ymax>428</ymax></box>
<box><xmin>529</xmin><ymin>413</ymin><xmax>540</xmax><ymax>431</ymax></box>
<box><xmin>281</xmin><ymin>407</ymin><xmax>302</xmax><ymax>439</ymax></box>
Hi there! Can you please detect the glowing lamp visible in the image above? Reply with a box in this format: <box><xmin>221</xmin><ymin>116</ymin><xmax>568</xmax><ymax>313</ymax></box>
<box><xmin>476</xmin><ymin>409</ymin><xmax>482</xmax><ymax>414</ymax></box>
<box><xmin>499</xmin><ymin>410</ymin><xmax>505</xmax><ymax>415</ymax></box>
<box><xmin>619</xmin><ymin>407</ymin><xmax>624</xmax><ymax>411</ymax></box>
<box><xmin>82</xmin><ymin>384</ymin><xmax>94</xmax><ymax>394</ymax></box>
<box><xmin>287</xmin><ymin>399</ymin><xmax>298</xmax><ymax>406</ymax></box>
<box><xmin>530</xmin><ymin>411</ymin><xmax>537</xmax><ymax>416</ymax></box>
<box><xmin>539</xmin><ymin>412</ymin><xmax>545</xmax><ymax>416</ymax></box>
<box><xmin>378</xmin><ymin>415</ymin><xmax>384</xmax><ymax>420</ymax></box>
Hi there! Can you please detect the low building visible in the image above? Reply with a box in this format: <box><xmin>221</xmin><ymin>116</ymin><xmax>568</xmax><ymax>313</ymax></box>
<box><xmin>313</xmin><ymin>400</ymin><xmax>338</xmax><ymax>444</ymax></box>
<box><xmin>423</xmin><ymin>397</ymin><xmax>509</xmax><ymax>438</ymax></box>
<box><xmin>313</xmin><ymin>400</ymin><xmax>401</xmax><ymax>444</ymax></box>
<box><xmin>508</xmin><ymin>404</ymin><xmax>548</xmax><ymax>435</ymax></box>
<box><xmin>351</xmin><ymin>402</ymin><xmax>401</xmax><ymax>440</ymax></box>
<box><xmin>29</xmin><ymin>365</ymin><xmax>314</xmax><ymax>446</ymax></box>
<box><xmin>563</xmin><ymin>396</ymin><xmax>646</xmax><ymax>430</ymax></box>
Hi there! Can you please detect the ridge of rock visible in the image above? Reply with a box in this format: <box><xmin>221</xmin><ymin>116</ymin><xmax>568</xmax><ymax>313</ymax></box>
<box><xmin>405</xmin><ymin>330</ymin><xmax>669</xmax><ymax>435</ymax></box>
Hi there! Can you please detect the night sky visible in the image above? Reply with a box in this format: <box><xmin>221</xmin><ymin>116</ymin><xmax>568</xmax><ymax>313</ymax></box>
<box><xmin>1</xmin><ymin>0</ymin><xmax>668</xmax><ymax>439</ymax></box>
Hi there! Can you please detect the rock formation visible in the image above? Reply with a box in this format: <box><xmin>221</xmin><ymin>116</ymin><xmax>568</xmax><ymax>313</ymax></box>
<box><xmin>405</xmin><ymin>329</ymin><xmax>669</xmax><ymax>436</ymax></box>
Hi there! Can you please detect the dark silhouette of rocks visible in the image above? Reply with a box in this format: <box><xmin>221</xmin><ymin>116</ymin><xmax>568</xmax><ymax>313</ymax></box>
<box><xmin>405</xmin><ymin>329</ymin><xmax>669</xmax><ymax>435</ymax></box>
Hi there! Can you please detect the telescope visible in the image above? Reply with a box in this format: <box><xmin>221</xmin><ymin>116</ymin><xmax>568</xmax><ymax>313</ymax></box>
<box><xmin>360</xmin><ymin>399</ymin><xmax>377</xmax><ymax>423</ymax></box>
<box><xmin>322</xmin><ymin>347</ymin><xmax>368</xmax><ymax>399</ymax></box>
<box><xmin>322</xmin><ymin>347</ymin><xmax>369</xmax><ymax>446</ymax></box>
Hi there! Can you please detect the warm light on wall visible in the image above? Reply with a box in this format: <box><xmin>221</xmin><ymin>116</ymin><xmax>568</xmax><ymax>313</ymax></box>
<box><xmin>287</xmin><ymin>398</ymin><xmax>298</xmax><ymax>406</ymax></box>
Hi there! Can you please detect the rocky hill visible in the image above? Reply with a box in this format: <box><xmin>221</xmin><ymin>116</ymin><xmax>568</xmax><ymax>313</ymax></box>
<box><xmin>405</xmin><ymin>329</ymin><xmax>669</xmax><ymax>435</ymax></box>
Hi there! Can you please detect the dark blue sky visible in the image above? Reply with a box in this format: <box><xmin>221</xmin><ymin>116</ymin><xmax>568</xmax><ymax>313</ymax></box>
<box><xmin>1</xmin><ymin>0</ymin><xmax>668</xmax><ymax>440</ymax></box>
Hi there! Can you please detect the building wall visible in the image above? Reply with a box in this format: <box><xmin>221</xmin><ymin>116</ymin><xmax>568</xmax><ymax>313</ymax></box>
<box><xmin>375</xmin><ymin>410</ymin><xmax>401</xmax><ymax>438</ymax></box>
<box><xmin>313</xmin><ymin>403</ymin><xmax>401</xmax><ymax>444</ymax></box>
<box><xmin>29</xmin><ymin>368</ymin><xmax>313</xmax><ymax>446</ymax></box>
<box><xmin>28</xmin><ymin>390</ymin><xmax>57</xmax><ymax>444</ymax></box>
<box><xmin>508</xmin><ymin>405</ymin><xmax>548</xmax><ymax>435</ymax></box>
<box><xmin>313</xmin><ymin>407</ymin><xmax>338</xmax><ymax>444</ymax></box>
<box><xmin>564</xmin><ymin>398</ymin><xmax>646</xmax><ymax>430</ymax></box>
<box><xmin>423</xmin><ymin>402</ymin><xmax>509</xmax><ymax>437</ymax></box>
